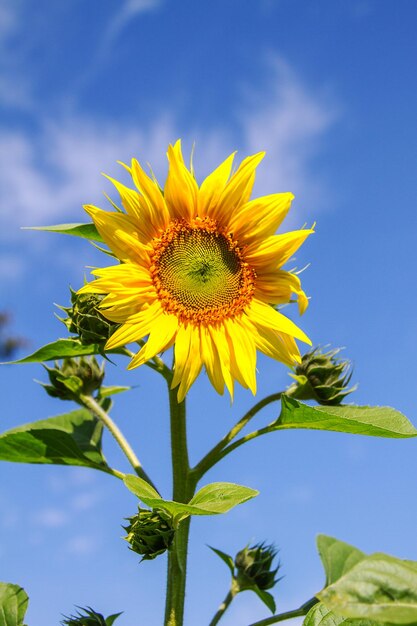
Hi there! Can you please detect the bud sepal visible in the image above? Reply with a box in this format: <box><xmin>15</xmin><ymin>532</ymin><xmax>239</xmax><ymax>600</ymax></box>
<box><xmin>124</xmin><ymin>507</ymin><xmax>175</xmax><ymax>561</ymax></box>
<box><xmin>288</xmin><ymin>347</ymin><xmax>357</xmax><ymax>406</ymax></box>
<box><xmin>41</xmin><ymin>356</ymin><xmax>105</xmax><ymax>402</ymax></box>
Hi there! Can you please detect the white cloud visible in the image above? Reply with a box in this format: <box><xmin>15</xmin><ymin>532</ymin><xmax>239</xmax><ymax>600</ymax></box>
<box><xmin>0</xmin><ymin>57</ymin><xmax>336</xmax><ymax>249</ymax></box>
<box><xmin>33</xmin><ymin>507</ymin><xmax>69</xmax><ymax>528</ymax></box>
<box><xmin>66</xmin><ymin>533</ymin><xmax>99</xmax><ymax>556</ymax></box>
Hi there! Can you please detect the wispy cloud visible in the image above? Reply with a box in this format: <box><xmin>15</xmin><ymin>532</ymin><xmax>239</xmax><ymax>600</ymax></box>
<box><xmin>0</xmin><ymin>56</ymin><xmax>335</xmax><ymax>248</ymax></box>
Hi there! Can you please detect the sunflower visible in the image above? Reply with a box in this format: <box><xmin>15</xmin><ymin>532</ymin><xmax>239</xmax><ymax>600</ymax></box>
<box><xmin>78</xmin><ymin>141</ymin><xmax>313</xmax><ymax>401</ymax></box>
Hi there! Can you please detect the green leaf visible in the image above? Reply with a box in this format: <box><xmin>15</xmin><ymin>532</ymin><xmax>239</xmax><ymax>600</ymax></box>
<box><xmin>123</xmin><ymin>476</ymin><xmax>258</xmax><ymax>521</ymax></box>
<box><xmin>303</xmin><ymin>602</ymin><xmax>382</xmax><ymax>626</ymax></box>
<box><xmin>0</xmin><ymin>582</ymin><xmax>29</xmax><ymax>626</ymax></box>
<box><xmin>275</xmin><ymin>396</ymin><xmax>417</xmax><ymax>438</ymax></box>
<box><xmin>98</xmin><ymin>385</ymin><xmax>131</xmax><ymax>399</ymax></box>
<box><xmin>317</xmin><ymin>535</ymin><xmax>366</xmax><ymax>585</ymax></box>
<box><xmin>208</xmin><ymin>546</ymin><xmax>235</xmax><ymax>575</ymax></box>
<box><xmin>252</xmin><ymin>587</ymin><xmax>276</xmax><ymax>614</ymax></box>
<box><xmin>23</xmin><ymin>223</ymin><xmax>103</xmax><ymax>242</ymax></box>
<box><xmin>189</xmin><ymin>482</ymin><xmax>259</xmax><ymax>513</ymax></box>
<box><xmin>124</xmin><ymin>475</ymin><xmax>161</xmax><ymax>500</ymax></box>
<box><xmin>0</xmin><ymin>408</ymin><xmax>110</xmax><ymax>471</ymax></box>
<box><xmin>4</xmin><ymin>339</ymin><xmax>100</xmax><ymax>364</ymax></box>
<box><xmin>318</xmin><ymin>553</ymin><xmax>417</xmax><ymax>623</ymax></box>
<box><xmin>105</xmin><ymin>613</ymin><xmax>123</xmax><ymax>626</ymax></box>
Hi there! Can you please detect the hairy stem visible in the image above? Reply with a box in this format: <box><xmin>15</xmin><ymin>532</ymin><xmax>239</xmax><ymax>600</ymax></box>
<box><xmin>194</xmin><ymin>392</ymin><xmax>282</xmax><ymax>478</ymax></box>
<box><xmin>164</xmin><ymin>382</ymin><xmax>197</xmax><ymax>626</ymax></box>
<box><xmin>79</xmin><ymin>394</ymin><xmax>158</xmax><ymax>491</ymax></box>
<box><xmin>208</xmin><ymin>580</ymin><xmax>239</xmax><ymax>626</ymax></box>
<box><xmin>248</xmin><ymin>597</ymin><xmax>318</xmax><ymax>626</ymax></box>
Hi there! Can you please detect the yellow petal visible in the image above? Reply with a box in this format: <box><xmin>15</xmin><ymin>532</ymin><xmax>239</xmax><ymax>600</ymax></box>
<box><xmin>208</xmin><ymin>325</ymin><xmax>234</xmax><ymax>400</ymax></box>
<box><xmin>128</xmin><ymin>313</ymin><xmax>178</xmax><ymax>368</ymax></box>
<box><xmin>130</xmin><ymin>159</ymin><xmax>171</xmax><ymax>234</ymax></box>
<box><xmin>225</xmin><ymin>318</ymin><xmax>257</xmax><ymax>394</ymax></box>
<box><xmin>230</xmin><ymin>193</ymin><xmax>294</xmax><ymax>244</ymax></box>
<box><xmin>197</xmin><ymin>152</ymin><xmax>236</xmax><ymax>217</ymax></box>
<box><xmin>247</xmin><ymin>299</ymin><xmax>311</xmax><ymax>345</ymax></box>
<box><xmin>210</xmin><ymin>152</ymin><xmax>265</xmax><ymax>224</ymax></box>
<box><xmin>246</xmin><ymin>228</ymin><xmax>314</xmax><ymax>270</ymax></box>
<box><xmin>244</xmin><ymin>318</ymin><xmax>301</xmax><ymax>366</ymax></box>
<box><xmin>84</xmin><ymin>205</ymin><xmax>150</xmax><ymax>264</ymax></box>
<box><xmin>255</xmin><ymin>270</ymin><xmax>309</xmax><ymax>314</ymax></box>
<box><xmin>165</xmin><ymin>140</ymin><xmax>198</xmax><ymax>221</ymax></box>
<box><xmin>171</xmin><ymin>324</ymin><xmax>203</xmax><ymax>401</ymax></box>
<box><xmin>105</xmin><ymin>301</ymin><xmax>161</xmax><ymax>350</ymax></box>
<box><xmin>102</xmin><ymin>174</ymin><xmax>158</xmax><ymax>242</ymax></box>
<box><xmin>199</xmin><ymin>325</ymin><xmax>225</xmax><ymax>395</ymax></box>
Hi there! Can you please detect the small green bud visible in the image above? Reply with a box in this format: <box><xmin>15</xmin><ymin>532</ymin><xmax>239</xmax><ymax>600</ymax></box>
<box><xmin>288</xmin><ymin>347</ymin><xmax>356</xmax><ymax>405</ymax></box>
<box><xmin>58</xmin><ymin>288</ymin><xmax>119</xmax><ymax>346</ymax></box>
<box><xmin>235</xmin><ymin>542</ymin><xmax>280</xmax><ymax>591</ymax></box>
<box><xmin>42</xmin><ymin>356</ymin><xmax>105</xmax><ymax>401</ymax></box>
<box><xmin>61</xmin><ymin>606</ymin><xmax>112</xmax><ymax>626</ymax></box>
<box><xmin>124</xmin><ymin>507</ymin><xmax>175</xmax><ymax>561</ymax></box>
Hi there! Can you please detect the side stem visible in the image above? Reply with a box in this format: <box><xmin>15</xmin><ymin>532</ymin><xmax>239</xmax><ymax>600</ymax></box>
<box><xmin>208</xmin><ymin>580</ymin><xmax>239</xmax><ymax>626</ymax></box>
<box><xmin>164</xmin><ymin>383</ymin><xmax>197</xmax><ymax>626</ymax></box>
<box><xmin>248</xmin><ymin>597</ymin><xmax>318</xmax><ymax>626</ymax></box>
<box><xmin>79</xmin><ymin>394</ymin><xmax>158</xmax><ymax>491</ymax></box>
<box><xmin>194</xmin><ymin>392</ymin><xmax>282</xmax><ymax>478</ymax></box>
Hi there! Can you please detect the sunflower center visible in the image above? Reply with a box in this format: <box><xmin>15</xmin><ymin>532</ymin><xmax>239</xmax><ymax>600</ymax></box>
<box><xmin>151</xmin><ymin>219</ymin><xmax>255</xmax><ymax>324</ymax></box>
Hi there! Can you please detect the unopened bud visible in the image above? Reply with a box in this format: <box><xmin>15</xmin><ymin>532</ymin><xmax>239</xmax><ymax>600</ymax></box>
<box><xmin>124</xmin><ymin>508</ymin><xmax>175</xmax><ymax>561</ymax></box>
<box><xmin>42</xmin><ymin>356</ymin><xmax>105</xmax><ymax>401</ymax></box>
<box><xmin>235</xmin><ymin>542</ymin><xmax>280</xmax><ymax>591</ymax></box>
<box><xmin>59</xmin><ymin>289</ymin><xmax>118</xmax><ymax>347</ymax></box>
<box><xmin>288</xmin><ymin>347</ymin><xmax>356</xmax><ymax>405</ymax></box>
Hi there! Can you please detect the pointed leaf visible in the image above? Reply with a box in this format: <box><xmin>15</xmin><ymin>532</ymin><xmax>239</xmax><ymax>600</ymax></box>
<box><xmin>303</xmin><ymin>602</ymin><xmax>381</xmax><ymax>626</ymax></box>
<box><xmin>4</xmin><ymin>339</ymin><xmax>100</xmax><ymax>364</ymax></box>
<box><xmin>317</xmin><ymin>535</ymin><xmax>366</xmax><ymax>585</ymax></box>
<box><xmin>123</xmin><ymin>476</ymin><xmax>258</xmax><ymax>520</ymax></box>
<box><xmin>252</xmin><ymin>587</ymin><xmax>276</xmax><ymax>614</ymax></box>
<box><xmin>124</xmin><ymin>474</ymin><xmax>161</xmax><ymax>500</ymax></box>
<box><xmin>106</xmin><ymin>613</ymin><xmax>123</xmax><ymax>626</ymax></box>
<box><xmin>0</xmin><ymin>409</ymin><xmax>110</xmax><ymax>471</ymax></box>
<box><xmin>0</xmin><ymin>582</ymin><xmax>29</xmax><ymax>626</ymax></box>
<box><xmin>23</xmin><ymin>223</ymin><xmax>103</xmax><ymax>242</ymax></box>
<box><xmin>318</xmin><ymin>553</ymin><xmax>417</xmax><ymax>623</ymax></box>
<box><xmin>208</xmin><ymin>546</ymin><xmax>235</xmax><ymax>575</ymax></box>
<box><xmin>189</xmin><ymin>482</ymin><xmax>259</xmax><ymax>513</ymax></box>
<box><xmin>275</xmin><ymin>396</ymin><xmax>417</xmax><ymax>438</ymax></box>
<box><xmin>99</xmin><ymin>385</ymin><xmax>131</xmax><ymax>399</ymax></box>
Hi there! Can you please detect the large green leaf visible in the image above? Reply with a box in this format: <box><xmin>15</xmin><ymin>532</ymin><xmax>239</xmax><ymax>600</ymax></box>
<box><xmin>303</xmin><ymin>602</ymin><xmax>382</xmax><ymax>626</ymax></box>
<box><xmin>0</xmin><ymin>582</ymin><xmax>28</xmax><ymax>626</ymax></box>
<box><xmin>317</xmin><ymin>535</ymin><xmax>366</xmax><ymax>585</ymax></box>
<box><xmin>189</xmin><ymin>482</ymin><xmax>259</xmax><ymax>513</ymax></box>
<box><xmin>275</xmin><ymin>396</ymin><xmax>417</xmax><ymax>438</ymax></box>
<box><xmin>22</xmin><ymin>223</ymin><xmax>103</xmax><ymax>242</ymax></box>
<box><xmin>4</xmin><ymin>339</ymin><xmax>100</xmax><ymax>364</ymax></box>
<box><xmin>0</xmin><ymin>409</ymin><xmax>110</xmax><ymax>471</ymax></box>
<box><xmin>318</xmin><ymin>553</ymin><xmax>417</xmax><ymax>623</ymax></box>
<box><xmin>124</xmin><ymin>475</ymin><xmax>258</xmax><ymax>521</ymax></box>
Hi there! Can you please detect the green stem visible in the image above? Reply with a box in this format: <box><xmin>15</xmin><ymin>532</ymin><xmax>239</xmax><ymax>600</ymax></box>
<box><xmin>208</xmin><ymin>580</ymin><xmax>239</xmax><ymax>626</ymax></box>
<box><xmin>79</xmin><ymin>394</ymin><xmax>158</xmax><ymax>492</ymax></box>
<box><xmin>164</xmin><ymin>381</ymin><xmax>197</xmax><ymax>626</ymax></box>
<box><xmin>248</xmin><ymin>597</ymin><xmax>318</xmax><ymax>626</ymax></box>
<box><xmin>194</xmin><ymin>393</ymin><xmax>282</xmax><ymax>478</ymax></box>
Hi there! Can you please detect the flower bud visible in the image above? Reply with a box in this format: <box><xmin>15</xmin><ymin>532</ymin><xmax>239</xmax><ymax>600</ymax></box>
<box><xmin>235</xmin><ymin>542</ymin><xmax>280</xmax><ymax>591</ymax></box>
<box><xmin>288</xmin><ymin>347</ymin><xmax>356</xmax><ymax>405</ymax></box>
<box><xmin>42</xmin><ymin>356</ymin><xmax>105</xmax><ymax>401</ymax></box>
<box><xmin>124</xmin><ymin>508</ymin><xmax>175</xmax><ymax>561</ymax></box>
<box><xmin>61</xmin><ymin>606</ymin><xmax>108</xmax><ymax>626</ymax></box>
<box><xmin>59</xmin><ymin>288</ymin><xmax>118</xmax><ymax>346</ymax></box>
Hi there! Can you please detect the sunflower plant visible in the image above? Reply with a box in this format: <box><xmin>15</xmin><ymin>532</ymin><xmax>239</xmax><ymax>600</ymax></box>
<box><xmin>2</xmin><ymin>142</ymin><xmax>417</xmax><ymax>626</ymax></box>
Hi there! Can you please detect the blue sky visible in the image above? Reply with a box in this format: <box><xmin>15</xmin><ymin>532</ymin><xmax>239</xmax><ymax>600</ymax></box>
<box><xmin>1</xmin><ymin>1</ymin><xmax>417</xmax><ymax>624</ymax></box>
